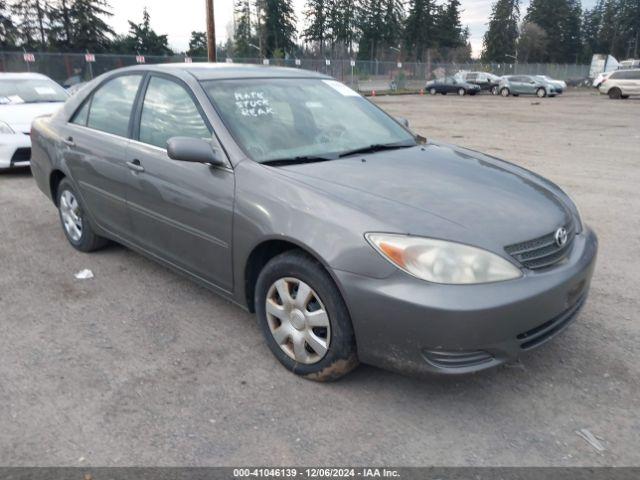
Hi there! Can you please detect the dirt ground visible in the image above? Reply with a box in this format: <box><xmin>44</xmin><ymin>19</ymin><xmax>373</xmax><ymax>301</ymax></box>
<box><xmin>1</xmin><ymin>90</ymin><xmax>638</xmax><ymax>466</ymax></box>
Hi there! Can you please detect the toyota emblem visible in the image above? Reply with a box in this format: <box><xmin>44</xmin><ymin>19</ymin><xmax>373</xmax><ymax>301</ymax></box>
<box><xmin>554</xmin><ymin>227</ymin><xmax>568</xmax><ymax>247</ymax></box>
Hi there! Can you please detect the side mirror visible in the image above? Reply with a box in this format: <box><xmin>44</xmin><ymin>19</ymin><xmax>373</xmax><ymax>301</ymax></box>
<box><xmin>395</xmin><ymin>117</ymin><xmax>409</xmax><ymax>128</ymax></box>
<box><xmin>167</xmin><ymin>137</ymin><xmax>225</xmax><ymax>166</ymax></box>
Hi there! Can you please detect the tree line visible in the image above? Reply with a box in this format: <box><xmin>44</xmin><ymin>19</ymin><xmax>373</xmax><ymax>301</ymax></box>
<box><xmin>1</xmin><ymin>0</ymin><xmax>638</xmax><ymax>63</ymax></box>
<box><xmin>482</xmin><ymin>0</ymin><xmax>640</xmax><ymax>64</ymax></box>
<box><xmin>234</xmin><ymin>0</ymin><xmax>471</xmax><ymax>61</ymax></box>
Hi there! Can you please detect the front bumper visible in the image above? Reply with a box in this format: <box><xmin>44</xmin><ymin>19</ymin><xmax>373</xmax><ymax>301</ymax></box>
<box><xmin>335</xmin><ymin>227</ymin><xmax>598</xmax><ymax>375</ymax></box>
<box><xmin>0</xmin><ymin>133</ymin><xmax>31</xmax><ymax>169</ymax></box>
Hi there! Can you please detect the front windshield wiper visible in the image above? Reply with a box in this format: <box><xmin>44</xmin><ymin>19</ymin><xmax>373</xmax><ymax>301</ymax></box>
<box><xmin>336</xmin><ymin>141</ymin><xmax>416</xmax><ymax>158</ymax></box>
<box><xmin>261</xmin><ymin>155</ymin><xmax>335</xmax><ymax>166</ymax></box>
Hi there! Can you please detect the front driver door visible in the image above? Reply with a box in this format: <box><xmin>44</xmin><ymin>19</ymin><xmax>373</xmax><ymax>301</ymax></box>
<box><xmin>125</xmin><ymin>74</ymin><xmax>235</xmax><ymax>292</ymax></box>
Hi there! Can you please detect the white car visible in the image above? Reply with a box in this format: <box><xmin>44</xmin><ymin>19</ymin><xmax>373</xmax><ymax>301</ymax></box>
<box><xmin>0</xmin><ymin>73</ymin><xmax>68</xmax><ymax>170</ymax></box>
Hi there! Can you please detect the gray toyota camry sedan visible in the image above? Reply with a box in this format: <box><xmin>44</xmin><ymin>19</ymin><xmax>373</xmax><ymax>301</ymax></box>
<box><xmin>30</xmin><ymin>64</ymin><xmax>597</xmax><ymax>380</ymax></box>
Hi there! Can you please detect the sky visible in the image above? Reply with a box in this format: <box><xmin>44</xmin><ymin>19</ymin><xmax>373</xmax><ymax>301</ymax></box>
<box><xmin>106</xmin><ymin>0</ymin><xmax>597</xmax><ymax>58</ymax></box>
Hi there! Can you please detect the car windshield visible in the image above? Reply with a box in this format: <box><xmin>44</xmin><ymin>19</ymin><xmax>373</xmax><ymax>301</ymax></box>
<box><xmin>0</xmin><ymin>78</ymin><xmax>68</xmax><ymax>104</ymax></box>
<box><xmin>202</xmin><ymin>78</ymin><xmax>416</xmax><ymax>163</ymax></box>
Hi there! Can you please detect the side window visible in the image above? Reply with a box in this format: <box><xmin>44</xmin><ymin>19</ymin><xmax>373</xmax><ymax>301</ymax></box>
<box><xmin>630</xmin><ymin>71</ymin><xmax>640</xmax><ymax>80</ymax></box>
<box><xmin>71</xmin><ymin>100</ymin><xmax>90</xmax><ymax>126</ymax></box>
<box><xmin>87</xmin><ymin>74</ymin><xmax>142</xmax><ymax>137</ymax></box>
<box><xmin>139</xmin><ymin>76</ymin><xmax>211</xmax><ymax>149</ymax></box>
<box><xmin>467</xmin><ymin>73</ymin><xmax>478</xmax><ymax>82</ymax></box>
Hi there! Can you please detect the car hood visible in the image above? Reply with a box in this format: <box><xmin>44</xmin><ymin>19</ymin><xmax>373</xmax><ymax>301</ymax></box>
<box><xmin>0</xmin><ymin>102</ymin><xmax>64</xmax><ymax>133</ymax></box>
<box><xmin>277</xmin><ymin>143</ymin><xmax>572</xmax><ymax>249</ymax></box>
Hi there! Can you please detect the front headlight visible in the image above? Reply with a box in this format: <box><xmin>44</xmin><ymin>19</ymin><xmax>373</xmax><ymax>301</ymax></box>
<box><xmin>366</xmin><ymin>234</ymin><xmax>522</xmax><ymax>284</ymax></box>
<box><xmin>0</xmin><ymin>121</ymin><xmax>15</xmax><ymax>134</ymax></box>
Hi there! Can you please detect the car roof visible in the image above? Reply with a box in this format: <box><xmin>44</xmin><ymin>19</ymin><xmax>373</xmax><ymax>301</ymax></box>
<box><xmin>114</xmin><ymin>63</ymin><xmax>330</xmax><ymax>81</ymax></box>
<box><xmin>0</xmin><ymin>72</ymin><xmax>53</xmax><ymax>81</ymax></box>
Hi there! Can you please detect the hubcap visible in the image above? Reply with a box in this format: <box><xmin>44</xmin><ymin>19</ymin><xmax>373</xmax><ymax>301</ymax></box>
<box><xmin>265</xmin><ymin>277</ymin><xmax>331</xmax><ymax>364</ymax></box>
<box><xmin>59</xmin><ymin>190</ymin><xmax>83</xmax><ymax>242</ymax></box>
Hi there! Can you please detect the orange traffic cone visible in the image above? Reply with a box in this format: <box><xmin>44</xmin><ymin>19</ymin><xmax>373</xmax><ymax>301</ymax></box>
<box><xmin>420</xmin><ymin>88</ymin><xmax>424</xmax><ymax>95</ymax></box>
<box><xmin>372</xmin><ymin>89</ymin><xmax>376</xmax><ymax>97</ymax></box>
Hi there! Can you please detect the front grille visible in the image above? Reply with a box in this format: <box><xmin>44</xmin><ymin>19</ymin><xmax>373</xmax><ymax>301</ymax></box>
<box><xmin>505</xmin><ymin>221</ymin><xmax>575</xmax><ymax>269</ymax></box>
<box><xmin>517</xmin><ymin>295</ymin><xmax>585</xmax><ymax>350</ymax></box>
<box><xmin>422</xmin><ymin>349</ymin><xmax>495</xmax><ymax>369</ymax></box>
<box><xmin>11</xmin><ymin>147</ymin><xmax>31</xmax><ymax>163</ymax></box>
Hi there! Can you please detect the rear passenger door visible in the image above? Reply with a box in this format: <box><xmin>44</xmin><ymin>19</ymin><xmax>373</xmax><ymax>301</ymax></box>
<box><xmin>125</xmin><ymin>74</ymin><xmax>235</xmax><ymax>292</ymax></box>
<box><xmin>63</xmin><ymin>74</ymin><xmax>143</xmax><ymax>238</ymax></box>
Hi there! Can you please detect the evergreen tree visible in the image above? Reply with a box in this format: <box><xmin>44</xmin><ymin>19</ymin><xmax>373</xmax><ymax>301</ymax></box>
<box><xmin>0</xmin><ymin>0</ymin><xmax>18</xmax><ymax>48</ymax></box>
<box><xmin>482</xmin><ymin>0</ymin><xmax>520</xmax><ymax>62</ymax></box>
<box><xmin>330</xmin><ymin>0</ymin><xmax>359</xmax><ymax>56</ymax></box>
<box><xmin>47</xmin><ymin>0</ymin><xmax>74</xmax><ymax>50</ymax></box>
<box><xmin>69</xmin><ymin>0</ymin><xmax>114</xmax><ymax>52</ymax></box>
<box><xmin>302</xmin><ymin>0</ymin><xmax>328</xmax><ymax>55</ymax></box>
<box><xmin>187</xmin><ymin>31</ymin><xmax>207</xmax><ymax>57</ymax></box>
<box><xmin>12</xmin><ymin>0</ymin><xmax>49</xmax><ymax>49</ymax></box>
<box><xmin>124</xmin><ymin>7</ymin><xmax>172</xmax><ymax>55</ymax></box>
<box><xmin>262</xmin><ymin>0</ymin><xmax>296</xmax><ymax>57</ymax></box>
<box><xmin>357</xmin><ymin>0</ymin><xmax>385</xmax><ymax>60</ymax></box>
<box><xmin>381</xmin><ymin>0</ymin><xmax>404</xmax><ymax>52</ymax></box>
<box><xmin>434</xmin><ymin>0</ymin><xmax>464</xmax><ymax>48</ymax></box>
<box><xmin>403</xmin><ymin>0</ymin><xmax>434</xmax><ymax>61</ymax></box>
<box><xmin>234</xmin><ymin>0</ymin><xmax>254</xmax><ymax>57</ymax></box>
<box><xmin>525</xmin><ymin>0</ymin><xmax>583</xmax><ymax>62</ymax></box>
<box><xmin>580</xmin><ymin>1</ymin><xmax>604</xmax><ymax>61</ymax></box>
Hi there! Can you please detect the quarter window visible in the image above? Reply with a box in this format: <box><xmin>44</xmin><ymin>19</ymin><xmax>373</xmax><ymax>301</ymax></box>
<box><xmin>139</xmin><ymin>76</ymin><xmax>211</xmax><ymax>149</ymax></box>
<box><xmin>87</xmin><ymin>74</ymin><xmax>142</xmax><ymax>137</ymax></box>
<box><xmin>71</xmin><ymin>100</ymin><xmax>90</xmax><ymax>126</ymax></box>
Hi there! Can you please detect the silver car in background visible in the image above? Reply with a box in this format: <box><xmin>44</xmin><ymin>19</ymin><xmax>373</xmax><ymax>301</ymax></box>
<box><xmin>499</xmin><ymin>75</ymin><xmax>561</xmax><ymax>98</ymax></box>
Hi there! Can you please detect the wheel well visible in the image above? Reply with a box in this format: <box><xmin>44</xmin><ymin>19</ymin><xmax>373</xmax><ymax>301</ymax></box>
<box><xmin>49</xmin><ymin>170</ymin><xmax>66</xmax><ymax>206</ymax></box>
<box><xmin>244</xmin><ymin>240</ymin><xmax>317</xmax><ymax>312</ymax></box>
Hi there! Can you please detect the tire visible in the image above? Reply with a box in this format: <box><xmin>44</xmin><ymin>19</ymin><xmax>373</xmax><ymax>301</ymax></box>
<box><xmin>458</xmin><ymin>88</ymin><xmax>466</xmax><ymax>96</ymax></box>
<box><xmin>56</xmin><ymin>178</ymin><xmax>109</xmax><ymax>252</ymax></box>
<box><xmin>255</xmin><ymin>250</ymin><xmax>359</xmax><ymax>381</ymax></box>
<box><xmin>500</xmin><ymin>87</ymin><xmax>510</xmax><ymax>97</ymax></box>
<box><xmin>491</xmin><ymin>86</ymin><xmax>499</xmax><ymax>95</ymax></box>
<box><xmin>608</xmin><ymin>88</ymin><xmax>622</xmax><ymax>99</ymax></box>
<box><xmin>429</xmin><ymin>88</ymin><xmax>437</xmax><ymax>95</ymax></box>
<box><xmin>536</xmin><ymin>88</ymin><xmax>547</xmax><ymax>98</ymax></box>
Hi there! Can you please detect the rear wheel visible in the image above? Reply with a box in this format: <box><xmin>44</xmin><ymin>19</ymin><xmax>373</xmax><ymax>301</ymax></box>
<box><xmin>608</xmin><ymin>88</ymin><xmax>622</xmax><ymax>99</ymax></box>
<box><xmin>429</xmin><ymin>87</ymin><xmax>437</xmax><ymax>95</ymax></box>
<box><xmin>536</xmin><ymin>87</ymin><xmax>547</xmax><ymax>98</ymax></box>
<box><xmin>255</xmin><ymin>251</ymin><xmax>359</xmax><ymax>381</ymax></box>
<box><xmin>500</xmin><ymin>87</ymin><xmax>510</xmax><ymax>97</ymax></box>
<box><xmin>57</xmin><ymin>178</ymin><xmax>108</xmax><ymax>252</ymax></box>
<box><xmin>458</xmin><ymin>88</ymin><xmax>466</xmax><ymax>96</ymax></box>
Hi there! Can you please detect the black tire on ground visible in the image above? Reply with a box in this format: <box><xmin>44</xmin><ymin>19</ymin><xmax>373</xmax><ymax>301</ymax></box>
<box><xmin>56</xmin><ymin>178</ymin><xmax>109</xmax><ymax>252</ymax></box>
<box><xmin>458</xmin><ymin>88</ymin><xmax>466</xmax><ymax>96</ymax></box>
<box><xmin>536</xmin><ymin>88</ymin><xmax>547</xmax><ymax>98</ymax></box>
<box><xmin>500</xmin><ymin>87</ymin><xmax>510</xmax><ymax>97</ymax></box>
<box><xmin>429</xmin><ymin>88</ymin><xmax>437</xmax><ymax>95</ymax></box>
<box><xmin>608</xmin><ymin>88</ymin><xmax>622</xmax><ymax>99</ymax></box>
<box><xmin>255</xmin><ymin>250</ymin><xmax>359</xmax><ymax>381</ymax></box>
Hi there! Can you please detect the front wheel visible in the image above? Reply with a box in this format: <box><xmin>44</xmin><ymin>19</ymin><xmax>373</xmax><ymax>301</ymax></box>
<box><xmin>57</xmin><ymin>178</ymin><xmax>108</xmax><ymax>252</ymax></box>
<box><xmin>458</xmin><ymin>88</ymin><xmax>466</xmax><ymax>96</ymax></box>
<box><xmin>429</xmin><ymin>87</ymin><xmax>437</xmax><ymax>95</ymax></box>
<box><xmin>536</xmin><ymin>88</ymin><xmax>547</xmax><ymax>98</ymax></box>
<box><xmin>608</xmin><ymin>88</ymin><xmax>622</xmax><ymax>99</ymax></box>
<box><xmin>500</xmin><ymin>87</ymin><xmax>510</xmax><ymax>97</ymax></box>
<box><xmin>255</xmin><ymin>251</ymin><xmax>359</xmax><ymax>381</ymax></box>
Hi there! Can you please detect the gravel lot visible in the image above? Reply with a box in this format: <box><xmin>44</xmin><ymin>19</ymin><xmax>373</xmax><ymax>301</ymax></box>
<box><xmin>1</xmin><ymin>90</ymin><xmax>638</xmax><ymax>466</ymax></box>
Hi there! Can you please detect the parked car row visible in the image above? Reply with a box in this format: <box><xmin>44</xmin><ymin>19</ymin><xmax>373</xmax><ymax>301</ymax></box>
<box><xmin>426</xmin><ymin>73</ymin><xmax>566</xmax><ymax>98</ymax></box>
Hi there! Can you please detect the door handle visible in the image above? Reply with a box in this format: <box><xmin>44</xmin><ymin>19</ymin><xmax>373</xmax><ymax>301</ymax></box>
<box><xmin>126</xmin><ymin>159</ymin><xmax>145</xmax><ymax>173</ymax></box>
<box><xmin>62</xmin><ymin>136</ymin><xmax>75</xmax><ymax>147</ymax></box>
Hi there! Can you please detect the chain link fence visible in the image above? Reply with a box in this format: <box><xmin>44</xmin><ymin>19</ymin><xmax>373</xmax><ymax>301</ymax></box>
<box><xmin>1</xmin><ymin>51</ymin><xmax>592</xmax><ymax>93</ymax></box>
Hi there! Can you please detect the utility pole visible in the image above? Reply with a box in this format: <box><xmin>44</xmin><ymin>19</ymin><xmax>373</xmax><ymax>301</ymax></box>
<box><xmin>206</xmin><ymin>0</ymin><xmax>216</xmax><ymax>62</ymax></box>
